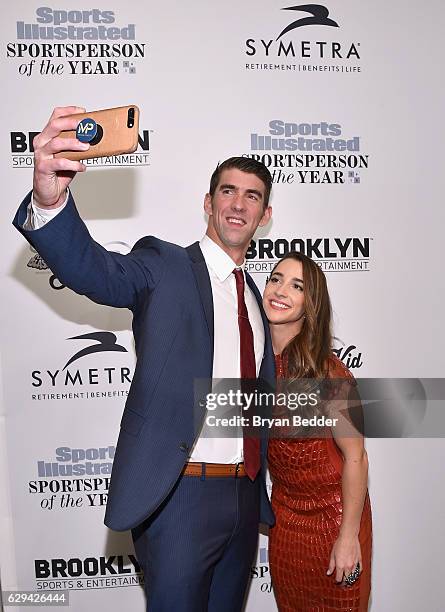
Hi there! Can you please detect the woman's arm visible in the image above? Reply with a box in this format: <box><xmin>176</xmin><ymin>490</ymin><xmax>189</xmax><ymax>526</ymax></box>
<box><xmin>326</xmin><ymin>432</ymin><xmax>369</xmax><ymax>583</ymax></box>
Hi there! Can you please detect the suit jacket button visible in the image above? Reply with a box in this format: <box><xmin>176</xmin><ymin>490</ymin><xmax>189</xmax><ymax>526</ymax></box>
<box><xmin>179</xmin><ymin>442</ymin><xmax>189</xmax><ymax>453</ymax></box>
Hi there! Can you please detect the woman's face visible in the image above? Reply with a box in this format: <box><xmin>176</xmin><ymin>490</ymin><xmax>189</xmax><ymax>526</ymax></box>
<box><xmin>263</xmin><ymin>258</ymin><xmax>305</xmax><ymax>327</ymax></box>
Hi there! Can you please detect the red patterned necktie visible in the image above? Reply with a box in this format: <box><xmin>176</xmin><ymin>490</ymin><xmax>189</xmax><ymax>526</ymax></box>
<box><xmin>233</xmin><ymin>268</ymin><xmax>260</xmax><ymax>480</ymax></box>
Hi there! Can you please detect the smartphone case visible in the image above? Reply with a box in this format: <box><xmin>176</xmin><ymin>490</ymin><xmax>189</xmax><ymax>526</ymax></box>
<box><xmin>54</xmin><ymin>105</ymin><xmax>139</xmax><ymax>161</ymax></box>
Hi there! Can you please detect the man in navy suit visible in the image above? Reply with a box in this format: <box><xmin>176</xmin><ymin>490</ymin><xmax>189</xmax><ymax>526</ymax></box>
<box><xmin>14</xmin><ymin>106</ymin><xmax>275</xmax><ymax>611</ymax></box>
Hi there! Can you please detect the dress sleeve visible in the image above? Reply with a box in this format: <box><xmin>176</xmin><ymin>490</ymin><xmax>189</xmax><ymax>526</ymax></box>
<box><xmin>325</xmin><ymin>356</ymin><xmax>364</xmax><ymax>438</ymax></box>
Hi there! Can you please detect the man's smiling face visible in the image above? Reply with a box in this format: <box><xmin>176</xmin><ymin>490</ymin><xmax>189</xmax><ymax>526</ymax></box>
<box><xmin>204</xmin><ymin>168</ymin><xmax>271</xmax><ymax>260</ymax></box>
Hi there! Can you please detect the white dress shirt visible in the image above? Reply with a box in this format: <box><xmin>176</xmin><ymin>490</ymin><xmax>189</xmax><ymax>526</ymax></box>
<box><xmin>190</xmin><ymin>235</ymin><xmax>265</xmax><ymax>463</ymax></box>
<box><xmin>26</xmin><ymin>197</ymin><xmax>265</xmax><ymax>463</ymax></box>
<box><xmin>25</xmin><ymin>192</ymin><xmax>69</xmax><ymax>230</ymax></box>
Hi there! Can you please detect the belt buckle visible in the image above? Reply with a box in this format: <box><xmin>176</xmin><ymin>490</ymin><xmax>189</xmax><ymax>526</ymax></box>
<box><xmin>235</xmin><ymin>462</ymin><xmax>241</xmax><ymax>478</ymax></box>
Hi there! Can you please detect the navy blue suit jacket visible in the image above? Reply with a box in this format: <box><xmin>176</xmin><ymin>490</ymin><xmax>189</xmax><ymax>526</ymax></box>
<box><xmin>14</xmin><ymin>192</ymin><xmax>275</xmax><ymax>531</ymax></box>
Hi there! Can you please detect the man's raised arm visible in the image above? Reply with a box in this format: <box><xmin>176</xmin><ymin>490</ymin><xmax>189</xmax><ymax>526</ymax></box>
<box><xmin>13</xmin><ymin>107</ymin><xmax>163</xmax><ymax>309</ymax></box>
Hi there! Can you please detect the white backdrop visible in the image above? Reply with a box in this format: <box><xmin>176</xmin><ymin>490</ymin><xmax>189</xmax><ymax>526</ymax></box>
<box><xmin>1</xmin><ymin>1</ymin><xmax>444</xmax><ymax>610</ymax></box>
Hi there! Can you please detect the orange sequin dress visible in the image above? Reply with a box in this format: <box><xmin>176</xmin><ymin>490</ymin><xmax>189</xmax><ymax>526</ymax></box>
<box><xmin>268</xmin><ymin>355</ymin><xmax>372</xmax><ymax>611</ymax></box>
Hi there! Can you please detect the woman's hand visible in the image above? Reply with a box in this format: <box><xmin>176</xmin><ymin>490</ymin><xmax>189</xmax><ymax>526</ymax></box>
<box><xmin>327</xmin><ymin>534</ymin><xmax>362</xmax><ymax>585</ymax></box>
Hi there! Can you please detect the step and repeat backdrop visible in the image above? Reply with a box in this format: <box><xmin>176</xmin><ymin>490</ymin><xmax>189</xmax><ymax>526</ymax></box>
<box><xmin>1</xmin><ymin>1</ymin><xmax>444</xmax><ymax>610</ymax></box>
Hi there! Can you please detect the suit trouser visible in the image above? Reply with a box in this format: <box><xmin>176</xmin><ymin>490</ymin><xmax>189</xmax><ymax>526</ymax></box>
<box><xmin>132</xmin><ymin>471</ymin><xmax>260</xmax><ymax>612</ymax></box>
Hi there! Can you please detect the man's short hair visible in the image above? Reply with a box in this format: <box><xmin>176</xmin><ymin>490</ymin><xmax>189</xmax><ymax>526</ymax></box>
<box><xmin>209</xmin><ymin>157</ymin><xmax>272</xmax><ymax>208</ymax></box>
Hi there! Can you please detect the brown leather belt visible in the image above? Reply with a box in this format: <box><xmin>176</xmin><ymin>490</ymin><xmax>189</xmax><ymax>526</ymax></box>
<box><xmin>182</xmin><ymin>462</ymin><xmax>246</xmax><ymax>478</ymax></box>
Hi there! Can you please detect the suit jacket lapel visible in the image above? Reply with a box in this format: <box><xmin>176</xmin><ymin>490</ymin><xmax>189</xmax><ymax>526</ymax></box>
<box><xmin>185</xmin><ymin>244</ymin><xmax>274</xmax><ymax>383</ymax></box>
<box><xmin>186</xmin><ymin>242</ymin><xmax>214</xmax><ymax>345</ymax></box>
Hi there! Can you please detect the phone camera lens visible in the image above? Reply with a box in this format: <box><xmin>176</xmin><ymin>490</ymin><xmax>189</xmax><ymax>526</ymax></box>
<box><xmin>127</xmin><ymin>107</ymin><xmax>135</xmax><ymax>128</ymax></box>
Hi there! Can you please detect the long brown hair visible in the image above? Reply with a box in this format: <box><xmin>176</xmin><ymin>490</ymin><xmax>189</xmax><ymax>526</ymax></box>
<box><xmin>270</xmin><ymin>251</ymin><xmax>333</xmax><ymax>379</ymax></box>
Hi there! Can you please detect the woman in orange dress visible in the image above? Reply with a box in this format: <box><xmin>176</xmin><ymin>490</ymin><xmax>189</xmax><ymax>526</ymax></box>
<box><xmin>263</xmin><ymin>251</ymin><xmax>372</xmax><ymax>611</ymax></box>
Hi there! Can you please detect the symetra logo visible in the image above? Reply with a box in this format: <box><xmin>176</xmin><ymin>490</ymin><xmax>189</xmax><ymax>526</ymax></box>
<box><xmin>63</xmin><ymin>332</ymin><xmax>127</xmax><ymax>369</ymax></box>
<box><xmin>276</xmin><ymin>5</ymin><xmax>339</xmax><ymax>38</ymax></box>
<box><xmin>244</xmin><ymin>3</ymin><xmax>361</xmax><ymax>74</ymax></box>
<box><xmin>30</xmin><ymin>332</ymin><xmax>133</xmax><ymax>401</ymax></box>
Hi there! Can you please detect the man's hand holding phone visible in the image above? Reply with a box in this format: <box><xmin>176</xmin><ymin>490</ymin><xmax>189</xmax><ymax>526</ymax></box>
<box><xmin>32</xmin><ymin>104</ymin><xmax>139</xmax><ymax>210</ymax></box>
<box><xmin>33</xmin><ymin>106</ymin><xmax>90</xmax><ymax>209</ymax></box>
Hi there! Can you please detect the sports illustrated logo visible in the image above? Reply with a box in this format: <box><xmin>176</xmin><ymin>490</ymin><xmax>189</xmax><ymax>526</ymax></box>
<box><xmin>30</xmin><ymin>332</ymin><xmax>133</xmax><ymax>401</ymax></box>
<box><xmin>11</xmin><ymin>128</ymin><xmax>152</xmax><ymax>168</ymax></box>
<box><xmin>333</xmin><ymin>340</ymin><xmax>364</xmax><ymax>369</ymax></box>
<box><xmin>7</xmin><ymin>7</ymin><xmax>146</xmax><ymax>78</ymax></box>
<box><xmin>244</xmin><ymin>4</ymin><xmax>361</xmax><ymax>74</ymax></box>
<box><xmin>34</xmin><ymin>554</ymin><xmax>143</xmax><ymax>591</ymax></box>
<box><xmin>29</xmin><ymin>444</ymin><xmax>113</xmax><ymax>513</ymax></box>
<box><xmin>25</xmin><ymin>242</ymin><xmax>131</xmax><ymax>290</ymax></box>
<box><xmin>244</xmin><ymin>120</ymin><xmax>369</xmax><ymax>184</ymax></box>
<box><xmin>36</xmin><ymin>444</ymin><xmax>115</xmax><ymax>478</ymax></box>
<box><xmin>245</xmin><ymin>237</ymin><xmax>372</xmax><ymax>273</ymax></box>
<box><xmin>251</xmin><ymin>546</ymin><xmax>272</xmax><ymax>593</ymax></box>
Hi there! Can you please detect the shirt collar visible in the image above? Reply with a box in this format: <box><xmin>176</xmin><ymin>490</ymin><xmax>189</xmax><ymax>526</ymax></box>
<box><xmin>199</xmin><ymin>235</ymin><xmax>245</xmax><ymax>282</ymax></box>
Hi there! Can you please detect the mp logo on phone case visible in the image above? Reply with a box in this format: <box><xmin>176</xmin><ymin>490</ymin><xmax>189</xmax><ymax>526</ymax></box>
<box><xmin>76</xmin><ymin>118</ymin><xmax>97</xmax><ymax>143</ymax></box>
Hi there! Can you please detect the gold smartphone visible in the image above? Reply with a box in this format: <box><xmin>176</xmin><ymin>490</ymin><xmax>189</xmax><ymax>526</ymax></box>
<box><xmin>55</xmin><ymin>105</ymin><xmax>139</xmax><ymax>160</ymax></box>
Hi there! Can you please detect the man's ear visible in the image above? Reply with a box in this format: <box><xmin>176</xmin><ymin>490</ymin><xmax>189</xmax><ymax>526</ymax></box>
<box><xmin>204</xmin><ymin>193</ymin><xmax>213</xmax><ymax>216</ymax></box>
<box><xmin>259</xmin><ymin>206</ymin><xmax>272</xmax><ymax>227</ymax></box>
